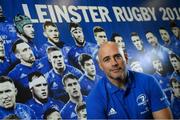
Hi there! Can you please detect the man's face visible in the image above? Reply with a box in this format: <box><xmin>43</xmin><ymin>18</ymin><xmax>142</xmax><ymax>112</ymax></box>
<box><xmin>31</xmin><ymin>76</ymin><xmax>48</xmax><ymax>100</ymax></box>
<box><xmin>172</xmin><ymin>81</ymin><xmax>180</xmax><ymax>97</ymax></box>
<box><xmin>159</xmin><ymin>29</ymin><xmax>170</xmax><ymax>43</ymax></box>
<box><xmin>0</xmin><ymin>39</ymin><xmax>5</xmax><ymax>58</ymax></box>
<box><xmin>23</xmin><ymin>24</ymin><xmax>35</xmax><ymax>39</ymax></box>
<box><xmin>114</xmin><ymin>36</ymin><xmax>125</xmax><ymax>51</ymax></box>
<box><xmin>170</xmin><ymin>57</ymin><xmax>180</xmax><ymax>72</ymax></box>
<box><xmin>78</xmin><ymin>108</ymin><xmax>87</xmax><ymax>119</ymax></box>
<box><xmin>171</xmin><ymin>27</ymin><xmax>180</xmax><ymax>38</ymax></box>
<box><xmin>16</xmin><ymin>42</ymin><xmax>35</xmax><ymax>63</ymax></box>
<box><xmin>49</xmin><ymin>50</ymin><xmax>65</xmax><ymax>71</ymax></box>
<box><xmin>47</xmin><ymin>111</ymin><xmax>61</xmax><ymax>120</ymax></box>
<box><xmin>65</xmin><ymin>78</ymin><xmax>81</xmax><ymax>98</ymax></box>
<box><xmin>44</xmin><ymin>26</ymin><xmax>59</xmax><ymax>43</ymax></box>
<box><xmin>71</xmin><ymin>27</ymin><xmax>85</xmax><ymax>46</ymax></box>
<box><xmin>98</xmin><ymin>43</ymin><xmax>127</xmax><ymax>82</ymax></box>
<box><xmin>146</xmin><ymin>32</ymin><xmax>158</xmax><ymax>47</ymax></box>
<box><xmin>131</xmin><ymin>35</ymin><xmax>143</xmax><ymax>51</ymax></box>
<box><xmin>0</xmin><ymin>81</ymin><xmax>17</xmax><ymax>109</ymax></box>
<box><xmin>130</xmin><ymin>61</ymin><xmax>144</xmax><ymax>73</ymax></box>
<box><xmin>83</xmin><ymin>59</ymin><xmax>96</xmax><ymax>77</ymax></box>
<box><xmin>152</xmin><ymin>59</ymin><xmax>163</xmax><ymax>73</ymax></box>
<box><xmin>95</xmin><ymin>31</ymin><xmax>108</xmax><ymax>46</ymax></box>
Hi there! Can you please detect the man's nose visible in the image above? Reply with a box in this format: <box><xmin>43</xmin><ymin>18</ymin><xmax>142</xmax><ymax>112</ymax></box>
<box><xmin>111</xmin><ymin>58</ymin><xmax>118</xmax><ymax>66</ymax></box>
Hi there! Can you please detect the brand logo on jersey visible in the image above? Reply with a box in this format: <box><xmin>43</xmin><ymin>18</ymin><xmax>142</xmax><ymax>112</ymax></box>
<box><xmin>71</xmin><ymin>112</ymin><xmax>77</xmax><ymax>118</ymax></box>
<box><xmin>20</xmin><ymin>73</ymin><xmax>27</xmax><ymax>78</ymax></box>
<box><xmin>108</xmin><ymin>108</ymin><xmax>117</xmax><ymax>116</ymax></box>
<box><xmin>136</xmin><ymin>94</ymin><xmax>148</xmax><ymax>106</ymax></box>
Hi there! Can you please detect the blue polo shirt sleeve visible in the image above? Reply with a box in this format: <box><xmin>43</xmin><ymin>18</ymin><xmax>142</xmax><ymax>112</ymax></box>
<box><xmin>148</xmin><ymin>76</ymin><xmax>170</xmax><ymax>112</ymax></box>
<box><xmin>86</xmin><ymin>79</ymin><xmax>107</xmax><ymax>119</ymax></box>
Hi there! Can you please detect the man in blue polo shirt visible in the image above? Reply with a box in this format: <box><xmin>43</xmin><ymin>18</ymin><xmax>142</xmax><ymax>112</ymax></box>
<box><xmin>47</xmin><ymin>46</ymin><xmax>82</xmax><ymax>102</ymax></box>
<box><xmin>60</xmin><ymin>73</ymin><xmax>87</xmax><ymax>119</ymax></box>
<box><xmin>26</xmin><ymin>71</ymin><xmax>64</xmax><ymax>119</ymax></box>
<box><xmin>86</xmin><ymin>42</ymin><xmax>172</xmax><ymax>119</ymax></box>
<box><xmin>8</xmin><ymin>40</ymin><xmax>47</xmax><ymax>103</ymax></box>
<box><xmin>0</xmin><ymin>76</ymin><xmax>36</xmax><ymax>119</ymax></box>
<box><xmin>78</xmin><ymin>53</ymin><xmax>102</xmax><ymax>95</ymax></box>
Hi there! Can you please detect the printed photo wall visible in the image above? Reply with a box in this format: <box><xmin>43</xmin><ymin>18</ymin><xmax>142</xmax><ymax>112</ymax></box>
<box><xmin>0</xmin><ymin>0</ymin><xmax>179</xmax><ymax>119</ymax></box>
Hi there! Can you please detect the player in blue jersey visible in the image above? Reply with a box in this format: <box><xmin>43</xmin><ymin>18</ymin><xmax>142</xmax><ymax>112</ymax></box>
<box><xmin>145</xmin><ymin>31</ymin><xmax>173</xmax><ymax>73</ymax></box>
<box><xmin>8</xmin><ymin>40</ymin><xmax>46</xmax><ymax>103</ymax></box>
<box><xmin>60</xmin><ymin>73</ymin><xmax>87</xmax><ymax>119</ymax></box>
<box><xmin>170</xmin><ymin>21</ymin><xmax>180</xmax><ymax>50</ymax></box>
<box><xmin>170</xmin><ymin>77</ymin><xmax>180</xmax><ymax>119</ymax></box>
<box><xmin>86</xmin><ymin>42</ymin><xmax>172</xmax><ymax>119</ymax></box>
<box><xmin>78</xmin><ymin>53</ymin><xmax>102</xmax><ymax>95</ymax></box>
<box><xmin>14</xmin><ymin>14</ymin><xmax>40</xmax><ymax>59</ymax></box>
<box><xmin>26</xmin><ymin>71</ymin><xmax>64</xmax><ymax>119</ymax></box>
<box><xmin>75</xmin><ymin>102</ymin><xmax>87</xmax><ymax>120</ymax></box>
<box><xmin>159</xmin><ymin>27</ymin><xmax>179</xmax><ymax>56</ymax></box>
<box><xmin>40</xmin><ymin>21</ymin><xmax>70</xmax><ymax>63</ymax></box>
<box><xmin>43</xmin><ymin>106</ymin><xmax>62</xmax><ymax>120</ymax></box>
<box><xmin>152</xmin><ymin>55</ymin><xmax>172</xmax><ymax>102</ymax></box>
<box><xmin>0</xmin><ymin>76</ymin><xmax>36</xmax><ymax>119</ymax></box>
<box><xmin>0</xmin><ymin>6</ymin><xmax>19</xmax><ymax>75</ymax></box>
<box><xmin>169</xmin><ymin>53</ymin><xmax>180</xmax><ymax>118</ymax></box>
<box><xmin>68</xmin><ymin>22</ymin><xmax>96</xmax><ymax>71</ymax></box>
<box><xmin>169</xmin><ymin>53</ymin><xmax>180</xmax><ymax>80</ymax></box>
<box><xmin>0</xmin><ymin>37</ymin><xmax>12</xmax><ymax>75</ymax></box>
<box><xmin>130</xmin><ymin>32</ymin><xmax>154</xmax><ymax>74</ymax></box>
<box><xmin>47</xmin><ymin>46</ymin><xmax>82</xmax><ymax>102</ymax></box>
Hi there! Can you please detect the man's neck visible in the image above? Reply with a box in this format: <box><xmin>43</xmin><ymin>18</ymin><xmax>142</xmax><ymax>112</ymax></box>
<box><xmin>86</xmin><ymin>73</ymin><xmax>95</xmax><ymax>81</ymax></box>
<box><xmin>47</xmin><ymin>40</ymin><xmax>57</xmax><ymax>46</ymax></box>
<box><xmin>70</xmin><ymin>95</ymin><xmax>83</xmax><ymax>104</ymax></box>
<box><xmin>54</xmin><ymin>66</ymin><xmax>66</xmax><ymax>75</ymax></box>
<box><xmin>108</xmin><ymin>73</ymin><xmax>128</xmax><ymax>90</ymax></box>
<box><xmin>21</xmin><ymin>61</ymin><xmax>34</xmax><ymax>67</ymax></box>
<box><xmin>18</xmin><ymin>34</ymin><xmax>29</xmax><ymax>43</ymax></box>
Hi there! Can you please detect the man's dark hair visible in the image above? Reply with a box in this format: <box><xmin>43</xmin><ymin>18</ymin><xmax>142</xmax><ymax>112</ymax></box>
<box><xmin>169</xmin><ymin>53</ymin><xmax>180</xmax><ymax>61</ymax></box>
<box><xmin>111</xmin><ymin>33</ymin><xmax>121</xmax><ymax>42</ymax></box>
<box><xmin>4</xmin><ymin>114</ymin><xmax>20</xmax><ymax>120</ymax></box>
<box><xmin>93</xmin><ymin>26</ymin><xmax>105</xmax><ymax>34</ymax></box>
<box><xmin>76</xmin><ymin>102</ymin><xmax>86</xmax><ymax>113</ymax></box>
<box><xmin>130</xmin><ymin>32</ymin><xmax>139</xmax><ymax>37</ymax></box>
<box><xmin>62</xmin><ymin>73</ymin><xmax>78</xmax><ymax>86</ymax></box>
<box><xmin>0</xmin><ymin>76</ymin><xmax>14</xmax><ymax>84</ymax></box>
<box><xmin>28</xmin><ymin>71</ymin><xmax>45</xmax><ymax>82</ymax></box>
<box><xmin>78</xmin><ymin>54</ymin><xmax>92</xmax><ymax>68</ymax></box>
<box><xmin>43</xmin><ymin>106</ymin><xmax>60</xmax><ymax>119</ymax></box>
<box><xmin>12</xmin><ymin>39</ymin><xmax>25</xmax><ymax>53</ymax></box>
<box><xmin>69</xmin><ymin>22</ymin><xmax>80</xmax><ymax>31</ymax></box>
<box><xmin>145</xmin><ymin>31</ymin><xmax>153</xmax><ymax>35</ymax></box>
<box><xmin>170</xmin><ymin>78</ymin><xmax>180</xmax><ymax>88</ymax></box>
<box><xmin>159</xmin><ymin>27</ymin><xmax>166</xmax><ymax>31</ymax></box>
<box><xmin>46</xmin><ymin>46</ymin><xmax>60</xmax><ymax>55</ymax></box>
<box><xmin>43</xmin><ymin>21</ymin><xmax>57</xmax><ymax>30</ymax></box>
<box><xmin>170</xmin><ymin>21</ymin><xmax>177</xmax><ymax>28</ymax></box>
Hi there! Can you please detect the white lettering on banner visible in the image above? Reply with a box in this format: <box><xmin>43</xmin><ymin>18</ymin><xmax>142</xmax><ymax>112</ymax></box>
<box><xmin>22</xmin><ymin>4</ymin><xmax>112</xmax><ymax>23</ymax></box>
<box><xmin>22</xmin><ymin>4</ymin><xmax>180</xmax><ymax>23</ymax></box>
<box><xmin>112</xmin><ymin>6</ymin><xmax>157</xmax><ymax>22</ymax></box>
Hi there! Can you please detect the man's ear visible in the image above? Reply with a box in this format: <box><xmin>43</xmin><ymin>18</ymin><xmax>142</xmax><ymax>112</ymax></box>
<box><xmin>124</xmin><ymin>52</ymin><xmax>128</xmax><ymax>64</ymax></box>
<box><xmin>15</xmin><ymin>53</ymin><xmax>21</xmax><ymax>60</ymax></box>
<box><xmin>14</xmin><ymin>87</ymin><xmax>18</xmax><ymax>96</ymax></box>
<box><xmin>43</xmin><ymin>31</ymin><xmax>47</xmax><ymax>38</ymax></box>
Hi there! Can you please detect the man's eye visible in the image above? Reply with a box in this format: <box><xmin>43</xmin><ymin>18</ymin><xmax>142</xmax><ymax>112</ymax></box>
<box><xmin>115</xmin><ymin>54</ymin><xmax>122</xmax><ymax>59</ymax></box>
<box><xmin>103</xmin><ymin>58</ymin><xmax>110</xmax><ymax>62</ymax></box>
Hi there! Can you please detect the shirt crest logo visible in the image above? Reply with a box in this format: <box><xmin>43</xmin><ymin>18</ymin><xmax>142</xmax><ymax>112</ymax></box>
<box><xmin>136</xmin><ymin>94</ymin><xmax>147</xmax><ymax>106</ymax></box>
